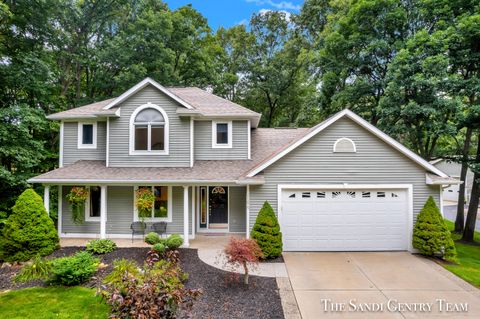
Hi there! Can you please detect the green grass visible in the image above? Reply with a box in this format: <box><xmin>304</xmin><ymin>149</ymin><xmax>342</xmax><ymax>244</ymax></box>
<box><xmin>443</xmin><ymin>220</ymin><xmax>480</xmax><ymax>287</ymax></box>
<box><xmin>0</xmin><ymin>287</ymin><xmax>109</xmax><ymax>319</ymax></box>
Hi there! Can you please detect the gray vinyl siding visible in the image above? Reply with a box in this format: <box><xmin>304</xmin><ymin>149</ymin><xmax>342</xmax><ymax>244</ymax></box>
<box><xmin>249</xmin><ymin>117</ymin><xmax>440</xmax><ymax>230</ymax></box>
<box><xmin>62</xmin><ymin>186</ymin><xmax>99</xmax><ymax>234</ymax></box>
<box><xmin>63</xmin><ymin>121</ymin><xmax>106</xmax><ymax>165</ymax></box>
<box><xmin>229</xmin><ymin>186</ymin><xmax>246</xmax><ymax>232</ymax></box>
<box><xmin>194</xmin><ymin>120</ymin><xmax>249</xmax><ymax>160</ymax></box>
<box><xmin>108</xmin><ymin>86</ymin><xmax>191</xmax><ymax>167</ymax></box>
<box><xmin>61</xmin><ymin>186</ymin><xmax>193</xmax><ymax>236</ymax></box>
<box><xmin>106</xmin><ymin>186</ymin><xmax>133</xmax><ymax>234</ymax></box>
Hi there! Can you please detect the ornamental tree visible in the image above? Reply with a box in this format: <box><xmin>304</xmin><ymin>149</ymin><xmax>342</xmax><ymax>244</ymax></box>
<box><xmin>412</xmin><ymin>196</ymin><xmax>456</xmax><ymax>261</ymax></box>
<box><xmin>224</xmin><ymin>237</ymin><xmax>263</xmax><ymax>285</ymax></box>
<box><xmin>0</xmin><ymin>189</ymin><xmax>59</xmax><ymax>262</ymax></box>
<box><xmin>251</xmin><ymin>201</ymin><xmax>283</xmax><ymax>259</ymax></box>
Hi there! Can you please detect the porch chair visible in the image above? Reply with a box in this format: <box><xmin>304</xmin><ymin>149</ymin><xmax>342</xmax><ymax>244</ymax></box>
<box><xmin>152</xmin><ymin>222</ymin><xmax>167</xmax><ymax>238</ymax></box>
<box><xmin>130</xmin><ymin>221</ymin><xmax>146</xmax><ymax>243</ymax></box>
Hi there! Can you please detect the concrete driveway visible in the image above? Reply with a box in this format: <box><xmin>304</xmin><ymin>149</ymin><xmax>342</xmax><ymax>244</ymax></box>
<box><xmin>284</xmin><ymin>252</ymin><xmax>480</xmax><ymax>318</ymax></box>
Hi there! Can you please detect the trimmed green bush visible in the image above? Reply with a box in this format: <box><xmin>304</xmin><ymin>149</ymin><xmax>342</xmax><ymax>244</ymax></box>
<box><xmin>144</xmin><ymin>232</ymin><xmax>160</xmax><ymax>245</ymax></box>
<box><xmin>50</xmin><ymin>251</ymin><xmax>99</xmax><ymax>286</ymax></box>
<box><xmin>413</xmin><ymin>196</ymin><xmax>456</xmax><ymax>261</ymax></box>
<box><xmin>153</xmin><ymin>243</ymin><xmax>166</xmax><ymax>254</ymax></box>
<box><xmin>0</xmin><ymin>189</ymin><xmax>59</xmax><ymax>262</ymax></box>
<box><xmin>251</xmin><ymin>201</ymin><xmax>282</xmax><ymax>259</ymax></box>
<box><xmin>165</xmin><ymin>234</ymin><xmax>183</xmax><ymax>249</ymax></box>
<box><xmin>86</xmin><ymin>239</ymin><xmax>117</xmax><ymax>254</ymax></box>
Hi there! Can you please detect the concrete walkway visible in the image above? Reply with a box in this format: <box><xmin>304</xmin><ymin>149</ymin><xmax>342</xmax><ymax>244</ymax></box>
<box><xmin>189</xmin><ymin>234</ymin><xmax>288</xmax><ymax>278</ymax></box>
<box><xmin>284</xmin><ymin>252</ymin><xmax>480</xmax><ymax>319</ymax></box>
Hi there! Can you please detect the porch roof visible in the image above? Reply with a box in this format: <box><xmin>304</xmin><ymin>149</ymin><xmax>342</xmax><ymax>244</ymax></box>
<box><xmin>28</xmin><ymin>160</ymin><xmax>265</xmax><ymax>185</ymax></box>
<box><xmin>28</xmin><ymin>127</ymin><xmax>309</xmax><ymax>185</ymax></box>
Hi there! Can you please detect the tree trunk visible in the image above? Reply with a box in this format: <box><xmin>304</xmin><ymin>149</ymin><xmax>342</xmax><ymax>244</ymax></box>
<box><xmin>462</xmin><ymin>134</ymin><xmax>480</xmax><ymax>242</ymax></box>
<box><xmin>242</xmin><ymin>261</ymin><xmax>249</xmax><ymax>285</ymax></box>
<box><xmin>455</xmin><ymin>126</ymin><xmax>473</xmax><ymax>232</ymax></box>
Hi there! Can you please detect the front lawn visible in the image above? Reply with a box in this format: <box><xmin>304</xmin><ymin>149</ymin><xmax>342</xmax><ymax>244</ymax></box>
<box><xmin>443</xmin><ymin>220</ymin><xmax>480</xmax><ymax>287</ymax></box>
<box><xmin>0</xmin><ymin>287</ymin><xmax>109</xmax><ymax>319</ymax></box>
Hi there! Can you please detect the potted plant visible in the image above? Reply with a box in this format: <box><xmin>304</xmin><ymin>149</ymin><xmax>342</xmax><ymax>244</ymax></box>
<box><xmin>66</xmin><ymin>186</ymin><xmax>89</xmax><ymax>224</ymax></box>
<box><xmin>135</xmin><ymin>187</ymin><xmax>155</xmax><ymax>226</ymax></box>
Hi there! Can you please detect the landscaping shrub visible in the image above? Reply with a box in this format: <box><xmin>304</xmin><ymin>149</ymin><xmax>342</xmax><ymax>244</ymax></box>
<box><xmin>166</xmin><ymin>234</ymin><xmax>183</xmax><ymax>249</ymax></box>
<box><xmin>145</xmin><ymin>232</ymin><xmax>161</xmax><ymax>245</ymax></box>
<box><xmin>0</xmin><ymin>189</ymin><xmax>59</xmax><ymax>262</ymax></box>
<box><xmin>86</xmin><ymin>239</ymin><xmax>117</xmax><ymax>254</ymax></box>
<box><xmin>14</xmin><ymin>256</ymin><xmax>52</xmax><ymax>283</ymax></box>
<box><xmin>413</xmin><ymin>196</ymin><xmax>456</xmax><ymax>261</ymax></box>
<box><xmin>224</xmin><ymin>237</ymin><xmax>263</xmax><ymax>285</ymax></box>
<box><xmin>50</xmin><ymin>251</ymin><xmax>99</xmax><ymax>286</ymax></box>
<box><xmin>153</xmin><ymin>243</ymin><xmax>166</xmax><ymax>254</ymax></box>
<box><xmin>100</xmin><ymin>260</ymin><xmax>201</xmax><ymax>319</ymax></box>
<box><xmin>103</xmin><ymin>259</ymin><xmax>141</xmax><ymax>288</ymax></box>
<box><xmin>251</xmin><ymin>201</ymin><xmax>282</xmax><ymax>259</ymax></box>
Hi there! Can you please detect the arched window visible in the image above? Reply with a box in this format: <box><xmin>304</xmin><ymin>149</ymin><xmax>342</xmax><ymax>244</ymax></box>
<box><xmin>333</xmin><ymin>137</ymin><xmax>356</xmax><ymax>153</ymax></box>
<box><xmin>130</xmin><ymin>104</ymin><xmax>169</xmax><ymax>155</ymax></box>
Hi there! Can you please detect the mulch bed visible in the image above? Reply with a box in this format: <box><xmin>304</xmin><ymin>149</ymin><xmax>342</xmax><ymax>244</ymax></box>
<box><xmin>0</xmin><ymin>247</ymin><xmax>284</xmax><ymax>319</ymax></box>
<box><xmin>260</xmin><ymin>254</ymin><xmax>284</xmax><ymax>263</ymax></box>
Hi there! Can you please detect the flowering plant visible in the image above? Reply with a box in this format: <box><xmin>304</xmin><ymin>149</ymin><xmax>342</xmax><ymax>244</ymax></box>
<box><xmin>135</xmin><ymin>187</ymin><xmax>155</xmax><ymax>219</ymax></box>
<box><xmin>66</xmin><ymin>186</ymin><xmax>89</xmax><ymax>224</ymax></box>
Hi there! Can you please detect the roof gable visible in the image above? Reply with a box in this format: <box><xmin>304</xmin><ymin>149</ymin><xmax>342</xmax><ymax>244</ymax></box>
<box><xmin>246</xmin><ymin>109</ymin><xmax>448</xmax><ymax>178</ymax></box>
<box><xmin>103</xmin><ymin>78</ymin><xmax>194</xmax><ymax>110</ymax></box>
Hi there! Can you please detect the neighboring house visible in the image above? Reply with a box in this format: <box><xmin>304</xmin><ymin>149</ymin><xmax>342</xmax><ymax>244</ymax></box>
<box><xmin>29</xmin><ymin>78</ymin><xmax>458</xmax><ymax>252</ymax></box>
<box><xmin>431</xmin><ymin>158</ymin><xmax>474</xmax><ymax>202</ymax></box>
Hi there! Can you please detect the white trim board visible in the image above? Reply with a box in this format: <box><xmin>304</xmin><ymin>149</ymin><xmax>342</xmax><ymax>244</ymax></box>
<box><xmin>277</xmin><ymin>183</ymin><xmax>414</xmax><ymax>252</ymax></box>
<box><xmin>103</xmin><ymin>77</ymin><xmax>194</xmax><ymax>110</ymax></box>
<box><xmin>247</xmin><ymin>109</ymin><xmax>448</xmax><ymax>178</ymax></box>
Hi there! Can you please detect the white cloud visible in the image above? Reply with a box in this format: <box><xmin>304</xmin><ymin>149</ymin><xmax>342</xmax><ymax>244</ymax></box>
<box><xmin>236</xmin><ymin>19</ymin><xmax>249</xmax><ymax>26</ymax></box>
<box><xmin>246</xmin><ymin>0</ymin><xmax>301</xmax><ymax>11</ymax></box>
<box><xmin>258</xmin><ymin>8</ymin><xmax>292</xmax><ymax>21</ymax></box>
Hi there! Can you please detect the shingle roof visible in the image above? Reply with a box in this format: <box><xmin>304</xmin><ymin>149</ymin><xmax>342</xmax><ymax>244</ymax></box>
<box><xmin>46</xmin><ymin>99</ymin><xmax>118</xmax><ymax>119</ymax></box>
<box><xmin>46</xmin><ymin>82</ymin><xmax>260</xmax><ymax>121</ymax></box>
<box><xmin>167</xmin><ymin>87</ymin><xmax>260</xmax><ymax>117</ymax></box>
<box><xmin>28</xmin><ymin>127</ymin><xmax>308</xmax><ymax>184</ymax></box>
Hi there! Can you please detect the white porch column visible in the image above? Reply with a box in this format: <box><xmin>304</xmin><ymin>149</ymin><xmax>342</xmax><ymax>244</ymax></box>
<box><xmin>191</xmin><ymin>186</ymin><xmax>195</xmax><ymax>240</ymax></box>
<box><xmin>100</xmin><ymin>185</ymin><xmax>107</xmax><ymax>239</ymax></box>
<box><xmin>43</xmin><ymin>185</ymin><xmax>50</xmax><ymax>215</ymax></box>
<box><xmin>58</xmin><ymin>186</ymin><xmax>62</xmax><ymax>236</ymax></box>
<box><xmin>183</xmin><ymin>185</ymin><xmax>189</xmax><ymax>247</ymax></box>
<box><xmin>246</xmin><ymin>185</ymin><xmax>250</xmax><ymax>238</ymax></box>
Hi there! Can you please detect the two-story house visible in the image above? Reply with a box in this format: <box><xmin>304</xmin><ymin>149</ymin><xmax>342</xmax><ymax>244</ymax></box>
<box><xmin>30</xmin><ymin>78</ymin><xmax>457</xmax><ymax>251</ymax></box>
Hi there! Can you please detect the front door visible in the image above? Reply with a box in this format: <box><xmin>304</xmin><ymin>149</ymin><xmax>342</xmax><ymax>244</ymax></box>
<box><xmin>208</xmin><ymin>186</ymin><xmax>228</xmax><ymax>226</ymax></box>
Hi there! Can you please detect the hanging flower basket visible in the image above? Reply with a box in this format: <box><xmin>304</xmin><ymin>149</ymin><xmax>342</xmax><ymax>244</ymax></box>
<box><xmin>135</xmin><ymin>187</ymin><xmax>155</xmax><ymax>220</ymax></box>
<box><xmin>66</xmin><ymin>186</ymin><xmax>89</xmax><ymax>224</ymax></box>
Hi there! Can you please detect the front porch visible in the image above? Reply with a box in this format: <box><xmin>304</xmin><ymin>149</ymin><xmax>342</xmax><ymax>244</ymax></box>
<box><xmin>44</xmin><ymin>184</ymin><xmax>249</xmax><ymax>247</ymax></box>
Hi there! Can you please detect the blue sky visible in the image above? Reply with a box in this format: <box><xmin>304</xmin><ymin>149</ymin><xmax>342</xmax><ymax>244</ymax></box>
<box><xmin>165</xmin><ymin>0</ymin><xmax>304</xmax><ymax>30</ymax></box>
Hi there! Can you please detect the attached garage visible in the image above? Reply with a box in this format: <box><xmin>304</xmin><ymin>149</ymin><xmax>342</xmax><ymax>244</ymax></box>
<box><xmin>279</xmin><ymin>185</ymin><xmax>412</xmax><ymax>251</ymax></box>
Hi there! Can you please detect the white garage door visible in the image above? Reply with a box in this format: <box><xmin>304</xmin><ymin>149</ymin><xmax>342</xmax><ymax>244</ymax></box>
<box><xmin>280</xmin><ymin>187</ymin><xmax>409</xmax><ymax>251</ymax></box>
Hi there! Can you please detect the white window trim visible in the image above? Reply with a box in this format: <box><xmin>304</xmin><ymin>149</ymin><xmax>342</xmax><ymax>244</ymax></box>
<box><xmin>133</xmin><ymin>186</ymin><xmax>173</xmax><ymax>222</ymax></box>
<box><xmin>212</xmin><ymin>120</ymin><xmax>232</xmax><ymax>148</ymax></box>
<box><xmin>333</xmin><ymin>137</ymin><xmax>356</xmax><ymax>153</ymax></box>
<box><xmin>78</xmin><ymin>122</ymin><xmax>97</xmax><ymax>149</ymax></box>
<box><xmin>85</xmin><ymin>186</ymin><xmax>103</xmax><ymax>222</ymax></box>
<box><xmin>129</xmin><ymin>103</ymin><xmax>169</xmax><ymax>156</ymax></box>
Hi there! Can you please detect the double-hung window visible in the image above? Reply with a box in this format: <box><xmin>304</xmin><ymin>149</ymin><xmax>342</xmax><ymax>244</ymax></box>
<box><xmin>212</xmin><ymin>121</ymin><xmax>232</xmax><ymax>148</ymax></box>
<box><xmin>78</xmin><ymin>122</ymin><xmax>97</xmax><ymax>149</ymax></box>
<box><xmin>134</xmin><ymin>186</ymin><xmax>172</xmax><ymax>222</ymax></box>
<box><xmin>130</xmin><ymin>105</ymin><xmax>169</xmax><ymax>155</ymax></box>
